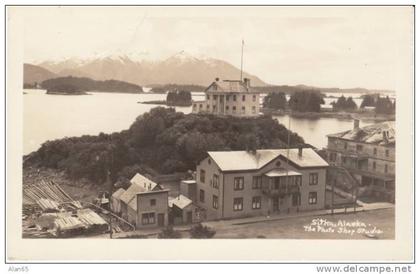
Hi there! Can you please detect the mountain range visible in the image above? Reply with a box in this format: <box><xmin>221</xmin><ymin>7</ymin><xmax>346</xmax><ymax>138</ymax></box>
<box><xmin>23</xmin><ymin>63</ymin><xmax>58</xmax><ymax>86</ymax></box>
<box><xmin>27</xmin><ymin>52</ymin><xmax>267</xmax><ymax>87</ymax></box>
<box><xmin>23</xmin><ymin>52</ymin><xmax>395</xmax><ymax>94</ymax></box>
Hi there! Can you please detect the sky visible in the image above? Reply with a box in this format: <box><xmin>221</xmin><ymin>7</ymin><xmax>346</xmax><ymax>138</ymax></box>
<box><xmin>20</xmin><ymin>6</ymin><xmax>413</xmax><ymax>90</ymax></box>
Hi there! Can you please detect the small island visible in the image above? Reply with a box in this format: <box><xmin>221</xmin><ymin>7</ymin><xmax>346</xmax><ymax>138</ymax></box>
<box><xmin>139</xmin><ymin>90</ymin><xmax>192</xmax><ymax>107</ymax></box>
<box><xmin>42</xmin><ymin>76</ymin><xmax>144</xmax><ymax>95</ymax></box>
<box><xmin>261</xmin><ymin>90</ymin><xmax>395</xmax><ymax>122</ymax></box>
<box><xmin>46</xmin><ymin>84</ymin><xmax>88</xmax><ymax>95</ymax></box>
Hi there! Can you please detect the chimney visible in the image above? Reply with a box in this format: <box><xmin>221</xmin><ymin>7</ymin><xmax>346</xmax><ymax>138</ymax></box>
<box><xmin>243</xmin><ymin>78</ymin><xmax>250</xmax><ymax>88</ymax></box>
<box><xmin>215</xmin><ymin>77</ymin><xmax>220</xmax><ymax>82</ymax></box>
<box><xmin>353</xmin><ymin>119</ymin><xmax>360</xmax><ymax>130</ymax></box>
<box><xmin>382</xmin><ymin>131</ymin><xmax>388</xmax><ymax>142</ymax></box>
<box><xmin>298</xmin><ymin>146</ymin><xmax>303</xmax><ymax>157</ymax></box>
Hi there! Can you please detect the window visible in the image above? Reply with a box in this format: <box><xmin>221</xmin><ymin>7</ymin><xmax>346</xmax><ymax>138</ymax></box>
<box><xmin>213</xmin><ymin>195</ymin><xmax>219</xmax><ymax>209</ymax></box>
<box><xmin>242</xmin><ymin>95</ymin><xmax>246</xmax><ymax>101</ymax></box>
<box><xmin>344</xmin><ymin>142</ymin><xmax>348</xmax><ymax>150</ymax></box>
<box><xmin>234</xmin><ymin>177</ymin><xmax>244</xmax><ymax>190</ymax></box>
<box><xmin>150</xmin><ymin>199</ymin><xmax>156</xmax><ymax>206</ymax></box>
<box><xmin>199</xmin><ymin>104</ymin><xmax>202</xmax><ymax>109</ymax></box>
<box><xmin>207</xmin><ymin>95</ymin><xmax>210</xmax><ymax>100</ymax></box>
<box><xmin>233</xmin><ymin>198</ymin><xmax>243</xmax><ymax>211</ymax></box>
<box><xmin>193</xmin><ymin>104</ymin><xmax>197</xmax><ymax>110</ymax></box>
<box><xmin>233</xmin><ymin>95</ymin><xmax>237</xmax><ymax>101</ymax></box>
<box><xmin>309</xmin><ymin>173</ymin><xmax>318</xmax><ymax>185</ymax></box>
<box><xmin>308</xmin><ymin>192</ymin><xmax>317</xmax><ymax>204</ymax></box>
<box><xmin>199</xmin><ymin>189</ymin><xmax>205</xmax><ymax>203</ymax></box>
<box><xmin>252</xmin><ymin>176</ymin><xmax>262</xmax><ymax>189</ymax></box>
<box><xmin>212</xmin><ymin>105</ymin><xmax>216</xmax><ymax>112</ymax></box>
<box><xmin>252</xmin><ymin>95</ymin><xmax>256</xmax><ymax>102</ymax></box>
<box><xmin>356</xmin><ymin>144</ymin><xmax>363</xmax><ymax>151</ymax></box>
<box><xmin>373</xmin><ymin>161</ymin><xmax>376</xmax><ymax>170</ymax></box>
<box><xmin>226</xmin><ymin>106</ymin><xmax>229</xmax><ymax>111</ymax></box>
<box><xmin>213</xmin><ymin>95</ymin><xmax>217</xmax><ymax>100</ymax></box>
<box><xmin>241</xmin><ymin>106</ymin><xmax>245</xmax><ymax>114</ymax></box>
<box><xmin>200</xmin><ymin>169</ymin><xmax>205</xmax><ymax>183</ymax></box>
<box><xmin>273</xmin><ymin>177</ymin><xmax>280</xmax><ymax>189</ymax></box>
<box><xmin>226</xmin><ymin>95</ymin><xmax>230</xmax><ymax>101</ymax></box>
<box><xmin>275</xmin><ymin>161</ymin><xmax>281</xmax><ymax>167</ymax></box>
<box><xmin>208</xmin><ymin>159</ymin><xmax>211</xmax><ymax>165</ymax></box>
<box><xmin>252</xmin><ymin>106</ymin><xmax>256</xmax><ymax>114</ymax></box>
<box><xmin>213</xmin><ymin>174</ymin><xmax>219</xmax><ymax>189</ymax></box>
<box><xmin>232</xmin><ymin>106</ymin><xmax>236</xmax><ymax>113</ymax></box>
<box><xmin>141</xmin><ymin>213</ymin><xmax>155</xmax><ymax>225</ymax></box>
<box><xmin>373</xmin><ymin>148</ymin><xmax>377</xmax><ymax>155</ymax></box>
<box><xmin>206</xmin><ymin>104</ymin><xmax>210</xmax><ymax>109</ymax></box>
<box><xmin>385</xmin><ymin>149</ymin><xmax>389</xmax><ymax>157</ymax></box>
<box><xmin>329</xmin><ymin>152</ymin><xmax>337</xmax><ymax>162</ymax></box>
<box><xmin>295</xmin><ymin>176</ymin><xmax>302</xmax><ymax>186</ymax></box>
<box><xmin>385</xmin><ymin>164</ymin><xmax>388</xmax><ymax>173</ymax></box>
<box><xmin>252</xmin><ymin>196</ymin><xmax>261</xmax><ymax>209</ymax></box>
<box><xmin>343</xmin><ymin>157</ymin><xmax>347</xmax><ymax>164</ymax></box>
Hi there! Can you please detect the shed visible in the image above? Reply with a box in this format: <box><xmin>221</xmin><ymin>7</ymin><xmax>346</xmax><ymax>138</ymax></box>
<box><xmin>168</xmin><ymin>195</ymin><xmax>200</xmax><ymax>225</ymax></box>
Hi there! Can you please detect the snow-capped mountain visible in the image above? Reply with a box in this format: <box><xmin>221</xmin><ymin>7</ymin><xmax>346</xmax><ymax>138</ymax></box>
<box><xmin>34</xmin><ymin>52</ymin><xmax>268</xmax><ymax>87</ymax></box>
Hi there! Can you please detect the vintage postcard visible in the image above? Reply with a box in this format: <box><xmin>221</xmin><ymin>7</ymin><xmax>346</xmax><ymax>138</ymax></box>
<box><xmin>6</xmin><ymin>5</ymin><xmax>414</xmax><ymax>262</ymax></box>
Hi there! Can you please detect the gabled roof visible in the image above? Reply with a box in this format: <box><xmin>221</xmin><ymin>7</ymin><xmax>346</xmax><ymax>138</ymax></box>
<box><xmin>168</xmin><ymin>194</ymin><xmax>193</xmax><ymax>209</ymax></box>
<box><xmin>119</xmin><ymin>173</ymin><xmax>162</xmax><ymax>211</ymax></box>
<box><xmin>205</xmin><ymin>80</ymin><xmax>257</xmax><ymax>94</ymax></box>
<box><xmin>207</xmin><ymin>148</ymin><xmax>328</xmax><ymax>172</ymax></box>
<box><xmin>130</xmin><ymin>173</ymin><xmax>158</xmax><ymax>190</ymax></box>
<box><xmin>111</xmin><ymin>188</ymin><xmax>125</xmax><ymax>199</ymax></box>
<box><xmin>327</xmin><ymin>121</ymin><xmax>395</xmax><ymax>146</ymax></box>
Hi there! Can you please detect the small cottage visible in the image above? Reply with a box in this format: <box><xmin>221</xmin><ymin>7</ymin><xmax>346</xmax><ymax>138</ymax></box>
<box><xmin>168</xmin><ymin>194</ymin><xmax>200</xmax><ymax>225</ymax></box>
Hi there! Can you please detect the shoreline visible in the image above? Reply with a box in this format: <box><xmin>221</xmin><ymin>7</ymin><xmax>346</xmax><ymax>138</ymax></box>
<box><xmin>46</xmin><ymin>91</ymin><xmax>89</xmax><ymax>95</ymax></box>
<box><xmin>262</xmin><ymin>108</ymin><xmax>395</xmax><ymax>122</ymax></box>
<box><xmin>138</xmin><ymin>100</ymin><xmax>192</xmax><ymax>107</ymax></box>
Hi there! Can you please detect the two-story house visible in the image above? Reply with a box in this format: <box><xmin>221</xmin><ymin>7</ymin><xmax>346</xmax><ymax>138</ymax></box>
<box><xmin>325</xmin><ymin>120</ymin><xmax>395</xmax><ymax>201</ymax></box>
<box><xmin>113</xmin><ymin>173</ymin><xmax>169</xmax><ymax>229</ymax></box>
<box><xmin>192</xmin><ymin>77</ymin><xmax>260</xmax><ymax>117</ymax></box>
<box><xmin>195</xmin><ymin>148</ymin><xmax>329</xmax><ymax>220</ymax></box>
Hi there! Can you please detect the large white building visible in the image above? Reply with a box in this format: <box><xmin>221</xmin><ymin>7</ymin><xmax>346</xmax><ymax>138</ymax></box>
<box><xmin>192</xmin><ymin>78</ymin><xmax>260</xmax><ymax>117</ymax></box>
<box><xmin>193</xmin><ymin>148</ymin><xmax>329</xmax><ymax>221</ymax></box>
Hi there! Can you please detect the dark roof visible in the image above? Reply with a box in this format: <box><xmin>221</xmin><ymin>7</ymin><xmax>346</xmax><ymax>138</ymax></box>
<box><xmin>327</xmin><ymin>121</ymin><xmax>395</xmax><ymax>146</ymax></box>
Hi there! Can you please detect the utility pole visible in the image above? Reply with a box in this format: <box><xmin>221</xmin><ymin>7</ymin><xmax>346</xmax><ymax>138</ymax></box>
<box><xmin>240</xmin><ymin>39</ymin><xmax>244</xmax><ymax>81</ymax></box>
<box><xmin>331</xmin><ymin>179</ymin><xmax>335</xmax><ymax>215</ymax></box>
<box><xmin>107</xmin><ymin>145</ymin><xmax>114</xmax><ymax>239</ymax></box>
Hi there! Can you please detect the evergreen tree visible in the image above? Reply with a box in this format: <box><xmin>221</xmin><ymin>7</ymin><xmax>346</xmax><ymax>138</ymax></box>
<box><xmin>263</xmin><ymin>92</ymin><xmax>287</xmax><ymax>110</ymax></box>
<box><xmin>289</xmin><ymin>91</ymin><xmax>324</xmax><ymax>112</ymax></box>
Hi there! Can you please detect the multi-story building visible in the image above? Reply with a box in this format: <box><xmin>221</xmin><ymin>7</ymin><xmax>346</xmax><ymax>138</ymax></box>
<box><xmin>192</xmin><ymin>77</ymin><xmax>260</xmax><ymax>117</ymax></box>
<box><xmin>194</xmin><ymin>148</ymin><xmax>329</xmax><ymax>220</ymax></box>
<box><xmin>325</xmin><ymin>120</ymin><xmax>395</xmax><ymax>201</ymax></box>
<box><xmin>112</xmin><ymin>173</ymin><xmax>169</xmax><ymax>229</ymax></box>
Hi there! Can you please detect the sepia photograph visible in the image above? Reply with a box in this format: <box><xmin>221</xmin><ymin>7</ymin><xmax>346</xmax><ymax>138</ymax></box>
<box><xmin>5</xmin><ymin>4</ymin><xmax>414</xmax><ymax>263</ymax></box>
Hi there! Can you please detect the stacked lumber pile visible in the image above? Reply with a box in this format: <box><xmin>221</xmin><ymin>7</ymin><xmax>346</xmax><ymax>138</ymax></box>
<box><xmin>53</xmin><ymin>216</ymin><xmax>86</xmax><ymax>237</ymax></box>
<box><xmin>77</xmin><ymin>208</ymin><xmax>109</xmax><ymax>234</ymax></box>
<box><xmin>23</xmin><ymin>181</ymin><xmax>73</xmax><ymax>205</ymax></box>
<box><xmin>37</xmin><ymin>198</ymin><xmax>60</xmax><ymax>212</ymax></box>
